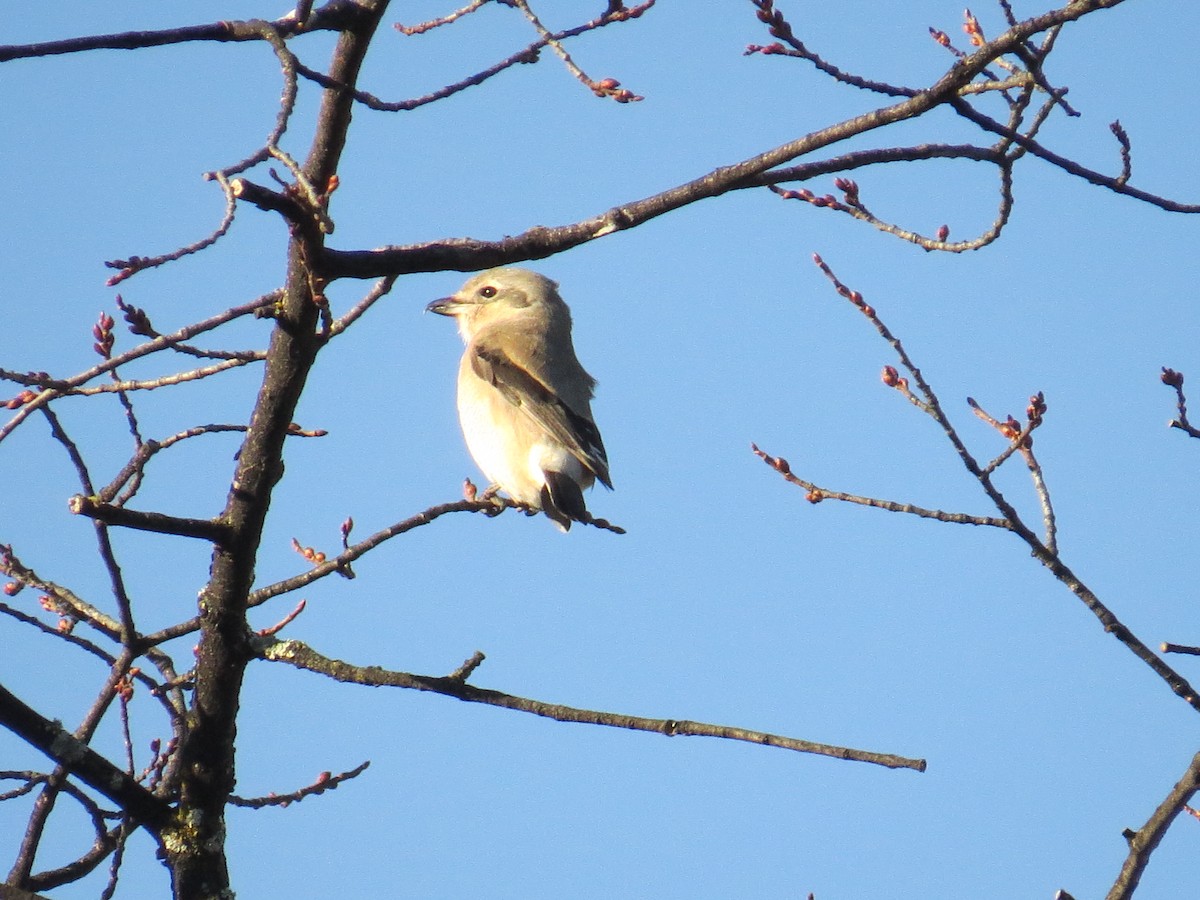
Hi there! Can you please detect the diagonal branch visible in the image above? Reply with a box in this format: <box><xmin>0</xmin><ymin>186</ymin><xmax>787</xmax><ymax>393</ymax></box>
<box><xmin>258</xmin><ymin>640</ymin><xmax>927</xmax><ymax>772</ymax></box>
<box><xmin>0</xmin><ymin>683</ymin><xmax>171</xmax><ymax>830</ymax></box>
<box><xmin>139</xmin><ymin>494</ymin><xmax>620</xmax><ymax>649</ymax></box>
<box><xmin>318</xmin><ymin>0</ymin><xmax>1163</xmax><ymax>280</ymax></box>
<box><xmin>228</xmin><ymin>760</ymin><xmax>371</xmax><ymax>808</ymax></box>
<box><xmin>951</xmin><ymin>98</ymin><xmax>1200</xmax><ymax>213</ymax></box>
<box><xmin>783</xmin><ymin>256</ymin><xmax>1200</xmax><ymax>715</ymax></box>
<box><xmin>1103</xmin><ymin>749</ymin><xmax>1200</xmax><ymax>900</ymax></box>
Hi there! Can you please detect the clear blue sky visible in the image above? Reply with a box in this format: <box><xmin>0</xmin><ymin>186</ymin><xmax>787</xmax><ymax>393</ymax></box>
<box><xmin>4</xmin><ymin>2</ymin><xmax>1200</xmax><ymax>897</ymax></box>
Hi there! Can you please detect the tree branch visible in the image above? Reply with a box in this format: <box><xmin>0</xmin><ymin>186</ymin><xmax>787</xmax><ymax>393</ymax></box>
<box><xmin>68</xmin><ymin>496</ymin><xmax>232</xmax><ymax>544</ymax></box>
<box><xmin>0</xmin><ymin>683</ymin><xmax>171</xmax><ymax>830</ymax></box>
<box><xmin>258</xmin><ymin>641</ymin><xmax>927</xmax><ymax>772</ymax></box>
<box><xmin>1103</xmin><ymin>749</ymin><xmax>1200</xmax><ymax>900</ymax></box>
<box><xmin>0</xmin><ymin>2</ymin><xmax>363</xmax><ymax>63</ymax></box>
<box><xmin>317</xmin><ymin>0</ymin><xmax>1154</xmax><ymax>280</ymax></box>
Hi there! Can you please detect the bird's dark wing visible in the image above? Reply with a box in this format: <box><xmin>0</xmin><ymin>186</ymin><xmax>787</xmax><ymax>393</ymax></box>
<box><xmin>471</xmin><ymin>340</ymin><xmax>612</xmax><ymax>489</ymax></box>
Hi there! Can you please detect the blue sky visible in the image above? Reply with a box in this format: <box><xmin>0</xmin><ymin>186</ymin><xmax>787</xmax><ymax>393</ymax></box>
<box><xmin>3</xmin><ymin>2</ymin><xmax>1200</xmax><ymax>897</ymax></box>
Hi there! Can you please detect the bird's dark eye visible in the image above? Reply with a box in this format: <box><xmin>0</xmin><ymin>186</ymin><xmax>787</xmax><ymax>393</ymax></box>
<box><xmin>479</xmin><ymin>286</ymin><xmax>498</xmax><ymax>299</ymax></box>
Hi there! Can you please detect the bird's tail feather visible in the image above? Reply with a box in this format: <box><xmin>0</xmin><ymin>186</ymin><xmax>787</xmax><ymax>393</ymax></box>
<box><xmin>541</xmin><ymin>472</ymin><xmax>589</xmax><ymax>532</ymax></box>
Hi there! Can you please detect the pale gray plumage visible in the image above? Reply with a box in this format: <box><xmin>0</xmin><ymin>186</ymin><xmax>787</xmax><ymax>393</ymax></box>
<box><xmin>427</xmin><ymin>268</ymin><xmax>611</xmax><ymax>531</ymax></box>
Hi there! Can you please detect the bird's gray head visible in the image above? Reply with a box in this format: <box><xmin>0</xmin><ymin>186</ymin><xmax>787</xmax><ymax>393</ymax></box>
<box><xmin>427</xmin><ymin>268</ymin><xmax>569</xmax><ymax>341</ymax></box>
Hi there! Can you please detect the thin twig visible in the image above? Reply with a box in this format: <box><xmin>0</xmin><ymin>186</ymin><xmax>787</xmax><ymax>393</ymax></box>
<box><xmin>140</xmin><ymin>495</ymin><xmax>625</xmax><ymax>648</ymax></box>
<box><xmin>99</xmin><ymin>424</ymin><xmax>250</xmax><ymax>505</ymax></box>
<box><xmin>747</xmin><ymin>0</ymin><xmax>916</xmax><ymax>98</ymax></box>
<box><xmin>749</xmin><ymin>444</ymin><xmax>1010</xmax><ymax>527</ymax></box>
<box><xmin>40</xmin><ymin>408</ymin><xmax>140</xmax><ymax>646</ymax></box>
<box><xmin>951</xmin><ymin>98</ymin><xmax>1200</xmax><ymax>213</ymax></box>
<box><xmin>57</xmin><ymin>358</ymin><xmax>263</xmax><ymax>398</ymax></box>
<box><xmin>510</xmin><ymin>0</ymin><xmax>642</xmax><ymax>102</ymax></box>
<box><xmin>229</xmin><ymin>761</ymin><xmax>371</xmax><ymax>808</ymax></box>
<box><xmin>0</xmin><ymin>293</ymin><xmax>277</xmax><ymax>445</ymax></box>
<box><xmin>105</xmin><ymin>175</ymin><xmax>239</xmax><ymax>286</ymax></box>
<box><xmin>325</xmin><ymin>275</ymin><xmax>398</xmax><ymax>339</ymax></box>
<box><xmin>304</xmin><ymin>2</ymin><xmax>654</xmax><ymax>112</ymax></box>
<box><xmin>395</xmin><ymin>0</ymin><xmax>489</xmax><ymax>35</ymax></box>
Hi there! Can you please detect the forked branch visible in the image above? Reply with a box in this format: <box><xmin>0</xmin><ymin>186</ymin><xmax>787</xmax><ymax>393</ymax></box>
<box><xmin>754</xmin><ymin>256</ymin><xmax>1200</xmax><ymax>716</ymax></box>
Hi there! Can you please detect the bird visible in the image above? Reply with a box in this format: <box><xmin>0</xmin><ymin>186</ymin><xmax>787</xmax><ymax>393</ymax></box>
<box><xmin>426</xmin><ymin>267</ymin><xmax>612</xmax><ymax>531</ymax></box>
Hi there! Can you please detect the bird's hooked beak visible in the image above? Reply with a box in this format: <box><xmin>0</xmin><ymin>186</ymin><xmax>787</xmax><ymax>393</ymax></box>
<box><xmin>425</xmin><ymin>296</ymin><xmax>463</xmax><ymax>317</ymax></box>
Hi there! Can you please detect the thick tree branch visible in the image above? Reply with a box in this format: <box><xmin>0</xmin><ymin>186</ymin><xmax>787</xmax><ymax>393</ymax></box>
<box><xmin>318</xmin><ymin>0</ymin><xmax>1148</xmax><ymax>279</ymax></box>
<box><xmin>162</xmin><ymin>2</ymin><xmax>390</xmax><ymax>894</ymax></box>
<box><xmin>0</xmin><ymin>684</ymin><xmax>170</xmax><ymax>830</ymax></box>
<box><xmin>0</xmin><ymin>2</ymin><xmax>364</xmax><ymax>62</ymax></box>
<box><xmin>68</xmin><ymin>496</ymin><xmax>232</xmax><ymax>544</ymax></box>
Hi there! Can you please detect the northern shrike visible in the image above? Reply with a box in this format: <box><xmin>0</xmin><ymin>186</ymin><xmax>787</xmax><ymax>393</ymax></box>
<box><xmin>427</xmin><ymin>268</ymin><xmax>612</xmax><ymax>531</ymax></box>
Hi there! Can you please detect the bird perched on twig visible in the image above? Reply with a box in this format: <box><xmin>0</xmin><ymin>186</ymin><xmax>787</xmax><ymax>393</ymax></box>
<box><xmin>427</xmin><ymin>267</ymin><xmax>612</xmax><ymax>531</ymax></box>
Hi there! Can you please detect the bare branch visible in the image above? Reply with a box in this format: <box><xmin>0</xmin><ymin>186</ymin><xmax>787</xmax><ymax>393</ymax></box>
<box><xmin>68</xmin><ymin>496</ymin><xmax>231</xmax><ymax>544</ymax></box>
<box><xmin>1104</xmin><ymin>750</ymin><xmax>1200</xmax><ymax>900</ymax></box>
<box><xmin>749</xmin><ymin>444</ymin><xmax>1010</xmax><ymax>528</ymax></box>
<box><xmin>258</xmin><ymin>638</ymin><xmax>927</xmax><ymax>772</ymax></box>
<box><xmin>302</xmin><ymin>1</ymin><xmax>655</xmax><ymax>112</ymax></box>
<box><xmin>99</xmin><ymin>424</ymin><xmax>249</xmax><ymax>506</ymax></box>
<box><xmin>229</xmin><ymin>760</ymin><xmax>370</xmax><ymax>808</ymax></box>
<box><xmin>0</xmin><ymin>771</ymin><xmax>122</xmax><ymax>895</ymax></box>
<box><xmin>65</xmin><ymin>358</ymin><xmax>263</xmax><ymax>398</ymax></box>
<box><xmin>0</xmin><ymin>3</ymin><xmax>363</xmax><ymax>62</ymax></box>
<box><xmin>325</xmin><ymin>275</ymin><xmax>398</xmax><ymax>338</ymax></box>
<box><xmin>784</xmin><ymin>257</ymin><xmax>1200</xmax><ymax>714</ymax></box>
<box><xmin>511</xmin><ymin>0</ymin><xmax>643</xmax><ymax>102</ymax></box>
<box><xmin>0</xmin><ymin>684</ymin><xmax>170</xmax><ymax>830</ymax></box>
<box><xmin>746</xmin><ymin>0</ymin><xmax>916</xmax><ymax>97</ymax></box>
<box><xmin>951</xmin><ymin>98</ymin><xmax>1200</xmax><ymax>213</ymax></box>
<box><xmin>0</xmin><ymin>293</ymin><xmax>277</xmax><ymax>445</ymax></box>
<box><xmin>1160</xmin><ymin>368</ymin><xmax>1200</xmax><ymax>438</ymax></box>
<box><xmin>769</xmin><ymin>158</ymin><xmax>1015</xmax><ymax>252</ymax></box>
<box><xmin>105</xmin><ymin>174</ymin><xmax>238</xmax><ymax>286</ymax></box>
<box><xmin>1162</xmin><ymin>643</ymin><xmax>1200</xmax><ymax>657</ymax></box>
<box><xmin>395</xmin><ymin>0</ymin><xmax>489</xmax><ymax>35</ymax></box>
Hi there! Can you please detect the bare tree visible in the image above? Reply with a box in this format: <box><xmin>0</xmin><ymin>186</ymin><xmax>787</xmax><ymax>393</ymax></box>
<box><xmin>1</xmin><ymin>1</ymin><xmax>1196</xmax><ymax>897</ymax></box>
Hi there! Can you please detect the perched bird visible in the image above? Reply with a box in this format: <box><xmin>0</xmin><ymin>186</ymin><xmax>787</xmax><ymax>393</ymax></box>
<box><xmin>427</xmin><ymin>267</ymin><xmax>612</xmax><ymax>531</ymax></box>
